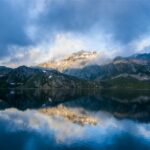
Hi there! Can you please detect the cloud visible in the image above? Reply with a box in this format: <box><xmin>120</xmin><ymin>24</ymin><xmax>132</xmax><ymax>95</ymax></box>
<box><xmin>0</xmin><ymin>0</ymin><xmax>150</xmax><ymax>66</ymax></box>
<box><xmin>130</xmin><ymin>35</ymin><xmax>150</xmax><ymax>53</ymax></box>
<box><xmin>36</xmin><ymin>0</ymin><xmax>150</xmax><ymax>43</ymax></box>
<box><xmin>0</xmin><ymin>108</ymin><xmax>150</xmax><ymax>149</ymax></box>
<box><xmin>0</xmin><ymin>0</ymin><xmax>46</xmax><ymax>58</ymax></box>
<box><xmin>1</xmin><ymin>32</ymin><xmax>126</xmax><ymax>67</ymax></box>
<box><xmin>0</xmin><ymin>0</ymin><xmax>30</xmax><ymax>57</ymax></box>
<box><xmin>0</xmin><ymin>108</ymin><xmax>85</xmax><ymax>144</ymax></box>
<box><xmin>0</xmin><ymin>33</ymin><xmax>87</xmax><ymax>67</ymax></box>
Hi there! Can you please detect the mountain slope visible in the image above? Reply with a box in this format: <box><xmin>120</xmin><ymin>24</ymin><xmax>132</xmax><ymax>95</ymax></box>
<box><xmin>39</xmin><ymin>50</ymin><xmax>98</xmax><ymax>72</ymax></box>
<box><xmin>101</xmin><ymin>76</ymin><xmax>150</xmax><ymax>89</ymax></box>
<box><xmin>0</xmin><ymin>53</ymin><xmax>149</xmax><ymax>90</ymax></box>
<box><xmin>64</xmin><ymin>53</ymin><xmax>150</xmax><ymax>81</ymax></box>
<box><xmin>0</xmin><ymin>66</ymin><xmax>100</xmax><ymax>89</ymax></box>
<box><xmin>0</xmin><ymin>66</ymin><xmax>12</xmax><ymax>76</ymax></box>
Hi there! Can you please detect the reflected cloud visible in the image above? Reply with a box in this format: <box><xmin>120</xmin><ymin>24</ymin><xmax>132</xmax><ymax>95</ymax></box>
<box><xmin>0</xmin><ymin>108</ymin><xmax>150</xmax><ymax>145</ymax></box>
<box><xmin>0</xmin><ymin>89</ymin><xmax>150</xmax><ymax>122</ymax></box>
<box><xmin>0</xmin><ymin>106</ymin><xmax>150</xmax><ymax>149</ymax></box>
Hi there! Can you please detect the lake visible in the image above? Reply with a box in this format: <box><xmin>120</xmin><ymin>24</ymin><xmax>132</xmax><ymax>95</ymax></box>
<box><xmin>0</xmin><ymin>89</ymin><xmax>150</xmax><ymax>150</ymax></box>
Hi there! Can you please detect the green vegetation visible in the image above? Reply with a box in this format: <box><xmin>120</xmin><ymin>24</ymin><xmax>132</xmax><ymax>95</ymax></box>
<box><xmin>102</xmin><ymin>77</ymin><xmax>150</xmax><ymax>89</ymax></box>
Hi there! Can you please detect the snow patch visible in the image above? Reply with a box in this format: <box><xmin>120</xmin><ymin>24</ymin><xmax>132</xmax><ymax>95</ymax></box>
<box><xmin>48</xmin><ymin>75</ymin><xmax>52</xmax><ymax>79</ymax></box>
<box><xmin>42</xmin><ymin>70</ymin><xmax>47</xmax><ymax>73</ymax></box>
<box><xmin>10</xmin><ymin>83</ymin><xmax>15</xmax><ymax>85</ymax></box>
<box><xmin>10</xmin><ymin>91</ymin><xmax>15</xmax><ymax>94</ymax></box>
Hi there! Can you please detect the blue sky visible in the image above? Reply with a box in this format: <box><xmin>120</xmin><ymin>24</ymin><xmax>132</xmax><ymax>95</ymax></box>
<box><xmin>0</xmin><ymin>0</ymin><xmax>150</xmax><ymax>67</ymax></box>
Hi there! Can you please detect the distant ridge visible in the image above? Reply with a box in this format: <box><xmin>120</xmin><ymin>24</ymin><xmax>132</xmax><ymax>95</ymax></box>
<box><xmin>64</xmin><ymin>52</ymin><xmax>150</xmax><ymax>79</ymax></box>
<box><xmin>0</xmin><ymin>52</ymin><xmax>150</xmax><ymax>89</ymax></box>
<box><xmin>38</xmin><ymin>50</ymin><xmax>98</xmax><ymax>71</ymax></box>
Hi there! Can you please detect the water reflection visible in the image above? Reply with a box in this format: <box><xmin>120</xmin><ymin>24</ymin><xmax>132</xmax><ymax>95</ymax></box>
<box><xmin>0</xmin><ymin>89</ymin><xmax>150</xmax><ymax>149</ymax></box>
<box><xmin>0</xmin><ymin>89</ymin><xmax>150</xmax><ymax>122</ymax></box>
<box><xmin>0</xmin><ymin>108</ymin><xmax>150</xmax><ymax>150</ymax></box>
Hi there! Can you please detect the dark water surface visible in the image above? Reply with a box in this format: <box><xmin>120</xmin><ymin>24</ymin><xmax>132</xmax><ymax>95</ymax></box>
<box><xmin>0</xmin><ymin>89</ymin><xmax>150</xmax><ymax>150</ymax></box>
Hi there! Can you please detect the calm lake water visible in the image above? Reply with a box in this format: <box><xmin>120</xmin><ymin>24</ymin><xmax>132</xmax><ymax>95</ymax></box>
<box><xmin>0</xmin><ymin>89</ymin><xmax>150</xmax><ymax>150</ymax></box>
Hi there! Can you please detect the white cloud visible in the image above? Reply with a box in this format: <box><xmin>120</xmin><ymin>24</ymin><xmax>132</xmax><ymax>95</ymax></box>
<box><xmin>1</xmin><ymin>33</ymin><xmax>87</xmax><ymax>67</ymax></box>
<box><xmin>45</xmin><ymin>33</ymin><xmax>87</xmax><ymax>60</ymax></box>
<box><xmin>0</xmin><ymin>107</ymin><xmax>150</xmax><ymax>145</ymax></box>
<box><xmin>3</xmin><ymin>30</ymin><xmax>150</xmax><ymax>67</ymax></box>
<box><xmin>131</xmin><ymin>35</ymin><xmax>150</xmax><ymax>53</ymax></box>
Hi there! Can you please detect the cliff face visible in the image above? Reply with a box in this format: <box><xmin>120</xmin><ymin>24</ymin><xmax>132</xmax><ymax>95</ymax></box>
<box><xmin>38</xmin><ymin>50</ymin><xmax>98</xmax><ymax>72</ymax></box>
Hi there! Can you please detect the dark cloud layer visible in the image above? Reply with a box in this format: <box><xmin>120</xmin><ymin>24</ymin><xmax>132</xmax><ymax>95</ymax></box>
<box><xmin>38</xmin><ymin>0</ymin><xmax>150</xmax><ymax>43</ymax></box>
<box><xmin>0</xmin><ymin>0</ymin><xmax>150</xmax><ymax>62</ymax></box>
<box><xmin>0</xmin><ymin>0</ymin><xmax>32</xmax><ymax>58</ymax></box>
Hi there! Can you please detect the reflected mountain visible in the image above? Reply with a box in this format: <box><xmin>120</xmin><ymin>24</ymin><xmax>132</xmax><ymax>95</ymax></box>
<box><xmin>0</xmin><ymin>89</ymin><xmax>94</xmax><ymax>110</ymax></box>
<box><xmin>63</xmin><ymin>90</ymin><xmax>150</xmax><ymax>122</ymax></box>
<box><xmin>0</xmin><ymin>89</ymin><xmax>150</xmax><ymax>122</ymax></box>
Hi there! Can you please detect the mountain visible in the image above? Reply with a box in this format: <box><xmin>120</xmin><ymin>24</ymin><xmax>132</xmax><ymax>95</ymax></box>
<box><xmin>0</xmin><ymin>66</ymin><xmax>100</xmax><ymax>89</ymax></box>
<box><xmin>64</xmin><ymin>53</ymin><xmax>150</xmax><ymax>79</ymax></box>
<box><xmin>0</xmin><ymin>66</ymin><xmax>12</xmax><ymax>76</ymax></box>
<box><xmin>113</xmin><ymin>53</ymin><xmax>150</xmax><ymax>65</ymax></box>
<box><xmin>64</xmin><ymin>53</ymin><xmax>150</xmax><ymax>89</ymax></box>
<box><xmin>101</xmin><ymin>76</ymin><xmax>150</xmax><ymax>89</ymax></box>
<box><xmin>39</xmin><ymin>50</ymin><xmax>98</xmax><ymax>72</ymax></box>
<box><xmin>0</xmin><ymin>53</ymin><xmax>149</xmax><ymax>90</ymax></box>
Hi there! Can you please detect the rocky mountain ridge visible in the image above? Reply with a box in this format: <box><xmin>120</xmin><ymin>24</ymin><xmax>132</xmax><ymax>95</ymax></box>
<box><xmin>0</xmin><ymin>52</ymin><xmax>149</xmax><ymax>89</ymax></box>
<box><xmin>64</xmin><ymin>53</ymin><xmax>150</xmax><ymax>80</ymax></box>
<box><xmin>39</xmin><ymin>50</ymin><xmax>98</xmax><ymax>72</ymax></box>
<box><xmin>0</xmin><ymin>66</ymin><xmax>100</xmax><ymax>89</ymax></box>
